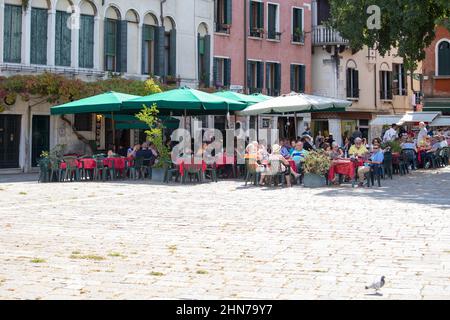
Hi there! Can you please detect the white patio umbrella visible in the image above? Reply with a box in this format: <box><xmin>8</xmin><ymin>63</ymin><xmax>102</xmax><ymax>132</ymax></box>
<box><xmin>236</xmin><ymin>92</ymin><xmax>352</xmax><ymax>116</ymax></box>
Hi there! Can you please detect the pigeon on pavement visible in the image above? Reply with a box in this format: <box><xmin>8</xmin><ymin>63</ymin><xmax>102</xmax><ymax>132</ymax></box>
<box><xmin>365</xmin><ymin>276</ymin><xmax>386</xmax><ymax>293</ymax></box>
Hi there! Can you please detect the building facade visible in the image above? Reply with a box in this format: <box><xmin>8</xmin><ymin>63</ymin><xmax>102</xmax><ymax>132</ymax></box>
<box><xmin>422</xmin><ymin>25</ymin><xmax>450</xmax><ymax>116</ymax></box>
<box><xmin>0</xmin><ymin>0</ymin><xmax>215</xmax><ymax>171</ymax></box>
<box><xmin>309</xmin><ymin>0</ymin><xmax>420</xmax><ymax>145</ymax></box>
<box><xmin>212</xmin><ymin>0</ymin><xmax>312</xmax><ymax>139</ymax></box>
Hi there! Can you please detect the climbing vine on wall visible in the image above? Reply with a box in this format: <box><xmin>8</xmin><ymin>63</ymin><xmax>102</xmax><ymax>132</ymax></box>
<box><xmin>0</xmin><ymin>72</ymin><xmax>173</xmax><ymax>112</ymax></box>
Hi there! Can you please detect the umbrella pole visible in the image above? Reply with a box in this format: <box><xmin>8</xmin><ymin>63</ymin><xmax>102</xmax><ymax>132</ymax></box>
<box><xmin>294</xmin><ymin>113</ymin><xmax>297</xmax><ymax>139</ymax></box>
<box><xmin>112</xmin><ymin>112</ymin><xmax>116</xmax><ymax>151</ymax></box>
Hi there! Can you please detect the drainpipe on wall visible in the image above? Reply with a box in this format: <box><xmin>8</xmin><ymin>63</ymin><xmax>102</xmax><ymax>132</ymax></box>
<box><xmin>160</xmin><ymin>0</ymin><xmax>167</xmax><ymax>27</ymax></box>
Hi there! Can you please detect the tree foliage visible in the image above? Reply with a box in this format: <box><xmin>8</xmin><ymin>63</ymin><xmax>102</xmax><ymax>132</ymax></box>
<box><xmin>329</xmin><ymin>0</ymin><xmax>450</xmax><ymax>71</ymax></box>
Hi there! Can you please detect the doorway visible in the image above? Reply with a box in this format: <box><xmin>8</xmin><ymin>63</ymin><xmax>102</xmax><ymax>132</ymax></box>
<box><xmin>31</xmin><ymin>115</ymin><xmax>50</xmax><ymax>167</ymax></box>
<box><xmin>0</xmin><ymin>115</ymin><xmax>21</xmax><ymax>168</ymax></box>
<box><xmin>277</xmin><ymin>117</ymin><xmax>296</xmax><ymax>140</ymax></box>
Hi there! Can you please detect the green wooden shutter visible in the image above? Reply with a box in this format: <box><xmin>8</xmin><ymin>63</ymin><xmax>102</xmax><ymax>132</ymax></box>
<box><xmin>247</xmin><ymin>61</ymin><xmax>252</xmax><ymax>90</ymax></box>
<box><xmin>257</xmin><ymin>62</ymin><xmax>264</xmax><ymax>91</ymax></box>
<box><xmin>55</xmin><ymin>11</ymin><xmax>71</xmax><ymax>66</ymax></box>
<box><xmin>117</xmin><ymin>20</ymin><xmax>128</xmax><ymax>73</ymax></box>
<box><xmin>346</xmin><ymin>68</ymin><xmax>352</xmax><ymax>97</ymax></box>
<box><xmin>225</xmin><ymin>0</ymin><xmax>232</xmax><ymax>24</ymax></box>
<box><xmin>290</xmin><ymin>65</ymin><xmax>295</xmax><ymax>91</ymax></box>
<box><xmin>104</xmin><ymin>19</ymin><xmax>117</xmax><ymax>71</ymax></box>
<box><xmin>249</xmin><ymin>2</ymin><xmax>254</xmax><ymax>30</ymax></box>
<box><xmin>203</xmin><ymin>35</ymin><xmax>211</xmax><ymax>87</ymax></box>
<box><xmin>142</xmin><ymin>24</ymin><xmax>154</xmax><ymax>73</ymax></box>
<box><xmin>354</xmin><ymin>69</ymin><xmax>359</xmax><ymax>98</ymax></box>
<box><xmin>258</xmin><ymin>2</ymin><xmax>264</xmax><ymax>29</ymax></box>
<box><xmin>30</xmin><ymin>8</ymin><xmax>48</xmax><ymax>65</ymax></box>
<box><xmin>169</xmin><ymin>29</ymin><xmax>177</xmax><ymax>76</ymax></box>
<box><xmin>275</xmin><ymin>63</ymin><xmax>281</xmax><ymax>92</ymax></box>
<box><xmin>213</xmin><ymin>58</ymin><xmax>218</xmax><ymax>87</ymax></box>
<box><xmin>300</xmin><ymin>65</ymin><xmax>305</xmax><ymax>93</ymax></box>
<box><xmin>265</xmin><ymin>62</ymin><xmax>270</xmax><ymax>90</ymax></box>
<box><xmin>225</xmin><ymin>58</ymin><xmax>231</xmax><ymax>87</ymax></box>
<box><xmin>154</xmin><ymin>26</ymin><xmax>165</xmax><ymax>77</ymax></box>
<box><xmin>268</xmin><ymin>4</ymin><xmax>276</xmax><ymax>39</ymax></box>
<box><xmin>438</xmin><ymin>41</ymin><xmax>450</xmax><ymax>76</ymax></box>
<box><xmin>4</xmin><ymin>5</ymin><xmax>22</xmax><ymax>63</ymax></box>
<box><xmin>79</xmin><ymin>14</ymin><xmax>94</xmax><ymax>68</ymax></box>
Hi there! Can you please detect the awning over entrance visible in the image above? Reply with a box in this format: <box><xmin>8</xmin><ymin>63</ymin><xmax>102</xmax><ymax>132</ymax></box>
<box><xmin>370</xmin><ymin>115</ymin><xmax>404</xmax><ymax>126</ymax></box>
<box><xmin>429</xmin><ymin>116</ymin><xmax>450</xmax><ymax>127</ymax></box>
<box><xmin>399</xmin><ymin>112</ymin><xmax>441</xmax><ymax>124</ymax></box>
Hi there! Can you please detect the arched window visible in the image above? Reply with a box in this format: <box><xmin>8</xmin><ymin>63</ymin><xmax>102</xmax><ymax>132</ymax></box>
<box><xmin>346</xmin><ymin>60</ymin><xmax>359</xmax><ymax>98</ymax></box>
<box><xmin>104</xmin><ymin>6</ymin><xmax>123</xmax><ymax>72</ymax></box>
<box><xmin>437</xmin><ymin>40</ymin><xmax>450</xmax><ymax>76</ymax></box>
<box><xmin>142</xmin><ymin>13</ymin><xmax>158</xmax><ymax>75</ymax></box>
<box><xmin>79</xmin><ymin>1</ymin><xmax>96</xmax><ymax>69</ymax></box>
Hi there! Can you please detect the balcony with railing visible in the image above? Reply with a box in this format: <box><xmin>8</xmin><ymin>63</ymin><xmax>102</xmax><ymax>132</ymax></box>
<box><xmin>312</xmin><ymin>25</ymin><xmax>349</xmax><ymax>46</ymax></box>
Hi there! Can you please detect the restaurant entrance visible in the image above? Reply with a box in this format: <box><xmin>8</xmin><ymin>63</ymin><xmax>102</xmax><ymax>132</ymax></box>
<box><xmin>0</xmin><ymin>115</ymin><xmax>21</xmax><ymax>168</ymax></box>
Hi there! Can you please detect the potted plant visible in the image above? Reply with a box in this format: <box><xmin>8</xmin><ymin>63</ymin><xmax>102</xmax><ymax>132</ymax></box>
<box><xmin>135</xmin><ymin>104</ymin><xmax>171</xmax><ymax>183</ymax></box>
<box><xmin>303</xmin><ymin>150</ymin><xmax>331</xmax><ymax>188</ymax></box>
<box><xmin>382</xmin><ymin>140</ymin><xmax>402</xmax><ymax>155</ymax></box>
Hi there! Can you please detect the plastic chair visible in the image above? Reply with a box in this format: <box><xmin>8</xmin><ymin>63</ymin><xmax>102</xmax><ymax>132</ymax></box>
<box><xmin>94</xmin><ymin>158</ymin><xmax>107</xmax><ymax>181</ymax></box>
<box><xmin>383</xmin><ymin>151</ymin><xmax>393</xmax><ymax>180</ymax></box>
<box><xmin>62</xmin><ymin>157</ymin><xmax>79</xmax><ymax>182</ymax></box>
<box><xmin>37</xmin><ymin>158</ymin><xmax>51</xmax><ymax>183</ymax></box>
<box><xmin>365</xmin><ymin>164</ymin><xmax>382</xmax><ymax>187</ymax></box>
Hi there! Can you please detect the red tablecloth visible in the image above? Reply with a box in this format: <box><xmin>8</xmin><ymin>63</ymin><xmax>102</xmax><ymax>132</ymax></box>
<box><xmin>288</xmin><ymin>160</ymin><xmax>297</xmax><ymax>174</ymax></box>
<box><xmin>328</xmin><ymin>160</ymin><xmax>358</xmax><ymax>181</ymax></box>
<box><xmin>60</xmin><ymin>160</ymin><xmax>79</xmax><ymax>170</ymax></box>
<box><xmin>103</xmin><ymin>158</ymin><xmax>126</xmax><ymax>170</ymax></box>
<box><xmin>78</xmin><ymin>158</ymin><xmax>97</xmax><ymax>170</ymax></box>
<box><xmin>178</xmin><ymin>159</ymin><xmax>207</xmax><ymax>177</ymax></box>
<box><xmin>216</xmin><ymin>154</ymin><xmax>236</xmax><ymax>169</ymax></box>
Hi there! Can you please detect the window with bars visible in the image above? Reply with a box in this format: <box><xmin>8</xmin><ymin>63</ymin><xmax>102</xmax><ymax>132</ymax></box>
<box><xmin>249</xmin><ymin>1</ymin><xmax>264</xmax><ymax>38</ymax></box>
<box><xmin>346</xmin><ymin>68</ymin><xmax>359</xmax><ymax>98</ymax></box>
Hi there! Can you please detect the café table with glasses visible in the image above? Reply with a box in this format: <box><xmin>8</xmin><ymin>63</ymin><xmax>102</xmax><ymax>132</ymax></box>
<box><xmin>328</xmin><ymin>156</ymin><xmax>364</xmax><ymax>187</ymax></box>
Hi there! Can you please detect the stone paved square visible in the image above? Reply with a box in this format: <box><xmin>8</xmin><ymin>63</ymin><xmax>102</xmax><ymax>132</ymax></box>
<box><xmin>0</xmin><ymin>168</ymin><xmax>449</xmax><ymax>300</ymax></box>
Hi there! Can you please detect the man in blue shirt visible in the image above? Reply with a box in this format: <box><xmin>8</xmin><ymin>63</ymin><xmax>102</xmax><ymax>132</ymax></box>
<box><xmin>280</xmin><ymin>139</ymin><xmax>291</xmax><ymax>159</ymax></box>
<box><xmin>357</xmin><ymin>144</ymin><xmax>384</xmax><ymax>186</ymax></box>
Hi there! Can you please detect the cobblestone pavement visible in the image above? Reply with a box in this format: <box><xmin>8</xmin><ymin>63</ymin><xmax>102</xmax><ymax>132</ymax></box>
<box><xmin>0</xmin><ymin>168</ymin><xmax>449</xmax><ymax>300</ymax></box>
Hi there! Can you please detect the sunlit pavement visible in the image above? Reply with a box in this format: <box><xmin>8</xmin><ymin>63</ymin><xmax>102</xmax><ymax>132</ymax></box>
<box><xmin>0</xmin><ymin>168</ymin><xmax>449</xmax><ymax>299</ymax></box>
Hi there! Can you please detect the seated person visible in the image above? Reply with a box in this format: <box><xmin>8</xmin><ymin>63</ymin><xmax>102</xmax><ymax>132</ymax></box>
<box><xmin>348</xmin><ymin>138</ymin><xmax>369</xmax><ymax>158</ymax></box>
<box><xmin>290</xmin><ymin>141</ymin><xmax>309</xmax><ymax>168</ymax></box>
<box><xmin>401</xmin><ymin>138</ymin><xmax>417</xmax><ymax>152</ymax></box>
<box><xmin>127</xmin><ymin>144</ymin><xmax>140</xmax><ymax>158</ymax></box>
<box><xmin>439</xmin><ymin>135</ymin><xmax>448</xmax><ymax>148</ymax></box>
<box><xmin>357</xmin><ymin>144</ymin><xmax>384</xmax><ymax>186</ymax></box>
<box><xmin>280</xmin><ymin>139</ymin><xmax>291</xmax><ymax>159</ymax></box>
<box><xmin>136</xmin><ymin>146</ymin><xmax>155</xmax><ymax>166</ymax></box>
<box><xmin>117</xmin><ymin>145</ymin><xmax>128</xmax><ymax>157</ymax></box>
<box><xmin>300</xmin><ymin>135</ymin><xmax>315</xmax><ymax>151</ymax></box>
<box><xmin>260</xmin><ymin>144</ymin><xmax>293</xmax><ymax>187</ymax></box>
<box><xmin>107</xmin><ymin>150</ymin><xmax>116</xmax><ymax>158</ymax></box>
<box><xmin>329</xmin><ymin>142</ymin><xmax>344</xmax><ymax>160</ymax></box>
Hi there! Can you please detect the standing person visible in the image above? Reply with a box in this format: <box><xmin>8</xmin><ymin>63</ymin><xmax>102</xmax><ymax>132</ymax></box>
<box><xmin>326</xmin><ymin>134</ymin><xmax>335</xmax><ymax>146</ymax></box>
<box><xmin>351</xmin><ymin>126</ymin><xmax>363</xmax><ymax>143</ymax></box>
<box><xmin>417</xmin><ymin>122</ymin><xmax>428</xmax><ymax>145</ymax></box>
<box><xmin>302</xmin><ymin>126</ymin><xmax>312</xmax><ymax>136</ymax></box>
<box><xmin>383</xmin><ymin>124</ymin><xmax>398</xmax><ymax>143</ymax></box>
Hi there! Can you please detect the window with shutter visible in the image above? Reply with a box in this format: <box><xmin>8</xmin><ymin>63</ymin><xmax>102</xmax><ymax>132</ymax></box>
<box><xmin>142</xmin><ymin>24</ymin><xmax>155</xmax><ymax>75</ymax></box>
<box><xmin>438</xmin><ymin>41</ymin><xmax>450</xmax><ymax>76</ymax></box>
<box><xmin>380</xmin><ymin>71</ymin><xmax>393</xmax><ymax>100</ymax></box>
<box><xmin>55</xmin><ymin>11</ymin><xmax>72</xmax><ymax>67</ymax></box>
<box><xmin>30</xmin><ymin>8</ymin><xmax>48</xmax><ymax>65</ymax></box>
<box><xmin>267</xmin><ymin>4</ymin><xmax>279</xmax><ymax>40</ymax></box>
<box><xmin>104</xmin><ymin>19</ymin><xmax>117</xmax><ymax>71</ymax></box>
<box><xmin>249</xmin><ymin>1</ymin><xmax>263</xmax><ymax>38</ymax></box>
<box><xmin>215</xmin><ymin>0</ymin><xmax>232</xmax><ymax>33</ymax></box>
<box><xmin>292</xmin><ymin>8</ymin><xmax>304</xmax><ymax>43</ymax></box>
<box><xmin>346</xmin><ymin>68</ymin><xmax>359</xmax><ymax>98</ymax></box>
<box><xmin>290</xmin><ymin>64</ymin><xmax>305</xmax><ymax>93</ymax></box>
<box><xmin>79</xmin><ymin>14</ymin><xmax>94</xmax><ymax>68</ymax></box>
<box><xmin>3</xmin><ymin>5</ymin><xmax>22</xmax><ymax>63</ymax></box>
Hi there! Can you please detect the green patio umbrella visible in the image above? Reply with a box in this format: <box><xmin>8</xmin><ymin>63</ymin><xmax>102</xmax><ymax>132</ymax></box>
<box><xmin>212</xmin><ymin>91</ymin><xmax>271</xmax><ymax>105</ymax></box>
<box><xmin>121</xmin><ymin>87</ymin><xmax>246</xmax><ymax>114</ymax></box>
<box><xmin>50</xmin><ymin>91</ymin><xmax>140</xmax><ymax>115</ymax></box>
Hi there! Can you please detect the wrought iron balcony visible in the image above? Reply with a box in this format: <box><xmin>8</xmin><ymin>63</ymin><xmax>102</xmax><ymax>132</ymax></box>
<box><xmin>312</xmin><ymin>25</ymin><xmax>349</xmax><ymax>46</ymax></box>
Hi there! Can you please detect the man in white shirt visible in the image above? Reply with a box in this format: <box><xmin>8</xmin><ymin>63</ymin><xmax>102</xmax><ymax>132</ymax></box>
<box><xmin>383</xmin><ymin>124</ymin><xmax>398</xmax><ymax>143</ymax></box>
<box><xmin>417</xmin><ymin>122</ymin><xmax>428</xmax><ymax>145</ymax></box>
